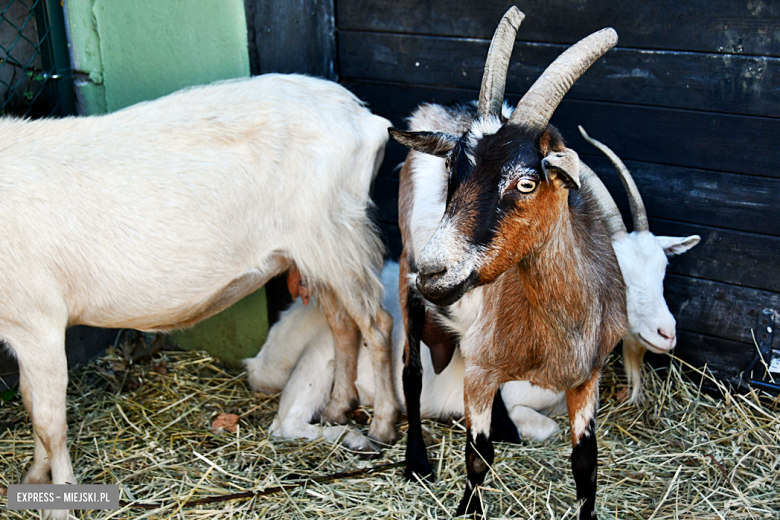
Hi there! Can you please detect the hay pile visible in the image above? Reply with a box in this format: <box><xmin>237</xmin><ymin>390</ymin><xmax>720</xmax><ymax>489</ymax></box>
<box><xmin>0</xmin><ymin>347</ymin><xmax>778</xmax><ymax>519</ymax></box>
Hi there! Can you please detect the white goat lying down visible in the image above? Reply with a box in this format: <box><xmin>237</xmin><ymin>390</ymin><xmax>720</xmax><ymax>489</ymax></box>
<box><xmin>1</xmin><ymin>74</ymin><xmax>399</xmax><ymax>520</ymax></box>
<box><xmin>245</xmin><ymin>261</ymin><xmax>566</xmax><ymax>451</ymax></box>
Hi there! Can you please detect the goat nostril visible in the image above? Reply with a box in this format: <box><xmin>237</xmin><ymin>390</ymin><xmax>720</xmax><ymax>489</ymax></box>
<box><xmin>418</xmin><ymin>264</ymin><xmax>447</xmax><ymax>279</ymax></box>
<box><xmin>658</xmin><ymin>328</ymin><xmax>675</xmax><ymax>341</ymax></box>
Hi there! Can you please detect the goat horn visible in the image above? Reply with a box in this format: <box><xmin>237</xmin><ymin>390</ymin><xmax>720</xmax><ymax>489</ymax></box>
<box><xmin>579</xmin><ymin>160</ymin><xmax>627</xmax><ymax>238</ymax></box>
<box><xmin>579</xmin><ymin>126</ymin><xmax>649</xmax><ymax>232</ymax></box>
<box><xmin>508</xmin><ymin>28</ymin><xmax>617</xmax><ymax>131</ymax></box>
<box><xmin>476</xmin><ymin>6</ymin><xmax>525</xmax><ymax>118</ymax></box>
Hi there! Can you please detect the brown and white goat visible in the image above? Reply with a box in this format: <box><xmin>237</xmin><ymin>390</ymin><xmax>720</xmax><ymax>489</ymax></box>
<box><xmin>1</xmin><ymin>74</ymin><xmax>398</xmax><ymax>519</ymax></box>
<box><xmin>390</xmin><ymin>8</ymin><xmax>626</xmax><ymax>518</ymax></box>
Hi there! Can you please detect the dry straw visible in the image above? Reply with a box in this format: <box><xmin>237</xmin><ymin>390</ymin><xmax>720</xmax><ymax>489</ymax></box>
<box><xmin>0</xmin><ymin>347</ymin><xmax>777</xmax><ymax>519</ymax></box>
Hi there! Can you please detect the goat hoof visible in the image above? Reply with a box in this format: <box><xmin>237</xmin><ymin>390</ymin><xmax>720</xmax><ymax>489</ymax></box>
<box><xmin>22</xmin><ymin>468</ymin><xmax>51</xmax><ymax>485</ymax></box>
<box><xmin>455</xmin><ymin>493</ymin><xmax>484</xmax><ymax>518</ymax></box>
<box><xmin>367</xmin><ymin>422</ymin><xmax>397</xmax><ymax>446</ymax></box>
<box><xmin>403</xmin><ymin>458</ymin><xmax>434</xmax><ymax>482</ymax></box>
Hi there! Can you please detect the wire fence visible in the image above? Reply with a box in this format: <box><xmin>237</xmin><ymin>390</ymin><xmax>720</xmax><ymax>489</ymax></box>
<box><xmin>0</xmin><ymin>0</ymin><xmax>73</xmax><ymax>118</ymax></box>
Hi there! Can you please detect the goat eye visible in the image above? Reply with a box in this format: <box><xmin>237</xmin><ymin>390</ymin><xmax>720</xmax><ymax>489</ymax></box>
<box><xmin>444</xmin><ymin>157</ymin><xmax>451</xmax><ymax>170</ymax></box>
<box><xmin>517</xmin><ymin>178</ymin><xmax>537</xmax><ymax>193</ymax></box>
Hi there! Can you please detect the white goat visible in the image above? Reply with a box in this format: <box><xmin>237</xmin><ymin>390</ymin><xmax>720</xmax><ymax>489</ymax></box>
<box><xmin>578</xmin><ymin>127</ymin><xmax>700</xmax><ymax>402</ymax></box>
<box><xmin>0</xmin><ymin>73</ymin><xmax>399</xmax><ymax>519</ymax></box>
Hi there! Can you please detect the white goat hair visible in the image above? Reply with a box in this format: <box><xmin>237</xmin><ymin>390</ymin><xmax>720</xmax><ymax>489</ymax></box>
<box><xmin>1</xmin><ymin>73</ymin><xmax>399</xmax><ymax>520</ymax></box>
<box><xmin>245</xmin><ymin>262</ymin><xmax>565</xmax><ymax>451</ymax></box>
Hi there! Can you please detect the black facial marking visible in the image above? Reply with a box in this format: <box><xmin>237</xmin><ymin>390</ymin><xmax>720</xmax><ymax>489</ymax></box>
<box><xmin>443</xmin><ymin>124</ymin><xmax>548</xmax><ymax>251</ymax></box>
<box><xmin>571</xmin><ymin>419</ymin><xmax>598</xmax><ymax>520</ymax></box>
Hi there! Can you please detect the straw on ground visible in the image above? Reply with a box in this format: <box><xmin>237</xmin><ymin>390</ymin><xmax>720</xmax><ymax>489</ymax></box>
<box><xmin>0</xmin><ymin>347</ymin><xmax>777</xmax><ymax>519</ymax></box>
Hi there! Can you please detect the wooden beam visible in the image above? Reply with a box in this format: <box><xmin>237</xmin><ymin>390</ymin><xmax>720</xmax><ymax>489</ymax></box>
<box><xmin>245</xmin><ymin>0</ymin><xmax>336</xmax><ymax>79</ymax></box>
<box><xmin>339</xmin><ymin>32</ymin><xmax>780</xmax><ymax>118</ymax></box>
<box><xmin>337</xmin><ymin>0</ymin><xmax>780</xmax><ymax>57</ymax></box>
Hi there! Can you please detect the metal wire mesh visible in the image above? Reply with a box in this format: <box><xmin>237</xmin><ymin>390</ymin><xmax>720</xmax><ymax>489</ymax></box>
<box><xmin>0</xmin><ymin>0</ymin><xmax>72</xmax><ymax>118</ymax></box>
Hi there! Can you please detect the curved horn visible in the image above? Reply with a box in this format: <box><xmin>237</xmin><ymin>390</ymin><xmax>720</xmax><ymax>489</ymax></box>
<box><xmin>508</xmin><ymin>28</ymin><xmax>617</xmax><ymax>131</ymax></box>
<box><xmin>476</xmin><ymin>6</ymin><xmax>525</xmax><ymax>118</ymax></box>
<box><xmin>579</xmin><ymin>160</ymin><xmax>627</xmax><ymax>238</ymax></box>
<box><xmin>579</xmin><ymin>125</ymin><xmax>649</xmax><ymax>232</ymax></box>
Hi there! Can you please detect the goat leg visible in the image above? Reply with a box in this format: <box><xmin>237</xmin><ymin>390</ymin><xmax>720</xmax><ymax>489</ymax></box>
<box><xmin>354</xmin><ymin>306</ymin><xmax>398</xmax><ymax>445</ymax></box>
<box><xmin>489</xmin><ymin>388</ymin><xmax>521</xmax><ymax>444</ymax></box>
<box><xmin>566</xmin><ymin>372</ymin><xmax>601</xmax><ymax>520</ymax></box>
<box><xmin>401</xmin><ymin>280</ymin><xmax>433</xmax><ymax>480</ymax></box>
<box><xmin>456</xmin><ymin>370</ymin><xmax>500</xmax><ymax>517</ymax></box>
<box><xmin>320</xmin><ymin>290</ymin><xmax>360</xmax><ymax>425</ymax></box>
<box><xmin>19</xmin><ymin>369</ymin><xmax>52</xmax><ymax>484</ymax></box>
<box><xmin>13</xmin><ymin>325</ymin><xmax>76</xmax><ymax>520</ymax></box>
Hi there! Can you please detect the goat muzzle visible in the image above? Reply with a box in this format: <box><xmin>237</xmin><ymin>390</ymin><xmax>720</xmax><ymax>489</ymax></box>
<box><xmin>415</xmin><ymin>264</ymin><xmax>478</xmax><ymax>307</ymax></box>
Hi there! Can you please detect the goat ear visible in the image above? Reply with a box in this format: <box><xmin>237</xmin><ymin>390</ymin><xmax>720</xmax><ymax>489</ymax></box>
<box><xmin>656</xmin><ymin>235</ymin><xmax>701</xmax><ymax>257</ymax></box>
<box><xmin>388</xmin><ymin>128</ymin><xmax>458</xmax><ymax>157</ymax></box>
<box><xmin>541</xmin><ymin>148</ymin><xmax>580</xmax><ymax>189</ymax></box>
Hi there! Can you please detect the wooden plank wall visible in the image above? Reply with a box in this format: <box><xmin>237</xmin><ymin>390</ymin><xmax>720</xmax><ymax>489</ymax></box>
<box><xmin>335</xmin><ymin>0</ymin><xmax>780</xmax><ymax>387</ymax></box>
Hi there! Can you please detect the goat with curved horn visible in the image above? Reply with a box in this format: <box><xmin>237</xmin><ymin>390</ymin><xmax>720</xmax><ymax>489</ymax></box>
<box><xmin>390</xmin><ymin>19</ymin><xmax>625</xmax><ymax>519</ymax></box>
<box><xmin>477</xmin><ymin>6</ymin><xmax>525</xmax><ymax>118</ymax></box>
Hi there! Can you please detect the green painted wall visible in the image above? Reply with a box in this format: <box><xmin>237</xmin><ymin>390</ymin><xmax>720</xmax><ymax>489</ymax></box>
<box><xmin>171</xmin><ymin>287</ymin><xmax>269</xmax><ymax>368</ymax></box>
<box><xmin>65</xmin><ymin>0</ymin><xmax>267</xmax><ymax>364</ymax></box>
<box><xmin>66</xmin><ymin>0</ymin><xmax>250</xmax><ymax>112</ymax></box>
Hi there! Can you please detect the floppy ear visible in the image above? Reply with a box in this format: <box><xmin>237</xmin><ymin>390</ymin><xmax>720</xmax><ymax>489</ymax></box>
<box><xmin>541</xmin><ymin>148</ymin><xmax>581</xmax><ymax>189</ymax></box>
<box><xmin>388</xmin><ymin>128</ymin><xmax>458</xmax><ymax>157</ymax></box>
<box><xmin>656</xmin><ymin>235</ymin><xmax>701</xmax><ymax>257</ymax></box>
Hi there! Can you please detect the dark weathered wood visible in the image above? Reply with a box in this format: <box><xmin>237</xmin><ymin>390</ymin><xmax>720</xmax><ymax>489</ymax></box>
<box><xmin>337</xmin><ymin>0</ymin><xmax>780</xmax><ymax>57</ymax></box>
<box><xmin>666</xmin><ymin>275</ymin><xmax>780</xmax><ymax>347</ymax></box>
<box><xmin>373</xmin><ymin>175</ymin><xmax>399</xmax><ymax>225</ymax></box>
<box><xmin>344</xmin><ymin>81</ymin><xmax>780</xmax><ymax>179</ymax></box>
<box><xmin>245</xmin><ymin>0</ymin><xmax>336</xmax><ymax>78</ymax></box>
<box><xmin>553</xmin><ymin>100</ymin><xmax>780</xmax><ymax>180</ymax></box>
<box><xmin>376</xmin><ymin>220</ymin><xmax>402</xmax><ymax>260</ymax></box>
<box><xmin>672</xmin><ymin>331</ymin><xmax>756</xmax><ymax>385</ymax></box>
<box><xmin>583</xmin><ymin>155</ymin><xmax>780</xmax><ymax>237</ymax></box>
<box><xmin>650</xmin><ymin>219</ymin><xmax>780</xmax><ymax>294</ymax></box>
<box><xmin>339</xmin><ymin>32</ymin><xmax>780</xmax><ymax>118</ymax></box>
